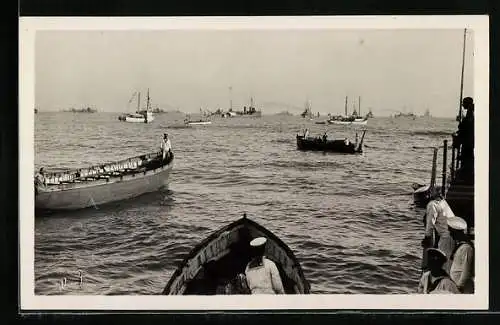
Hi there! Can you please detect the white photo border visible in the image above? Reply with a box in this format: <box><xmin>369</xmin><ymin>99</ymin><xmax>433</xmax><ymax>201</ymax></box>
<box><xmin>19</xmin><ymin>15</ymin><xmax>489</xmax><ymax>311</ymax></box>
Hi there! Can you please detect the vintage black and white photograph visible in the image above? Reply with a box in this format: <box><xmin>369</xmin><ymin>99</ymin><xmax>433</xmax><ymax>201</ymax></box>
<box><xmin>20</xmin><ymin>16</ymin><xmax>489</xmax><ymax>310</ymax></box>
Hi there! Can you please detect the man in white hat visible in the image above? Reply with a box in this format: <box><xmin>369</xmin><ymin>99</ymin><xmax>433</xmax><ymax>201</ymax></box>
<box><xmin>160</xmin><ymin>133</ymin><xmax>172</xmax><ymax>160</ymax></box>
<box><xmin>417</xmin><ymin>248</ymin><xmax>460</xmax><ymax>294</ymax></box>
<box><xmin>448</xmin><ymin>216</ymin><xmax>474</xmax><ymax>293</ymax></box>
<box><xmin>421</xmin><ymin>188</ymin><xmax>456</xmax><ymax>272</ymax></box>
<box><xmin>244</xmin><ymin>237</ymin><xmax>285</xmax><ymax>294</ymax></box>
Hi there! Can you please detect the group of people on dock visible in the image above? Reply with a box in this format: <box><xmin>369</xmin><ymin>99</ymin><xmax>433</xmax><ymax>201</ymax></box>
<box><xmin>417</xmin><ymin>96</ymin><xmax>475</xmax><ymax>294</ymax></box>
<box><xmin>419</xmin><ymin>189</ymin><xmax>474</xmax><ymax>294</ymax></box>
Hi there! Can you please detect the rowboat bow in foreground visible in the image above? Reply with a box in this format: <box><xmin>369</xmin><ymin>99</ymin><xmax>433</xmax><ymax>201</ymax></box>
<box><xmin>162</xmin><ymin>214</ymin><xmax>310</xmax><ymax>295</ymax></box>
<box><xmin>35</xmin><ymin>151</ymin><xmax>174</xmax><ymax>211</ymax></box>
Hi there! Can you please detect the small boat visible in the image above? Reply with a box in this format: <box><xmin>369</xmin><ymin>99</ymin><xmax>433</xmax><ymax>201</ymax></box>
<box><xmin>296</xmin><ymin>130</ymin><xmax>366</xmax><ymax>154</ymax></box>
<box><xmin>119</xmin><ymin>112</ymin><xmax>154</xmax><ymax>123</ymax></box>
<box><xmin>118</xmin><ymin>89</ymin><xmax>155</xmax><ymax>123</ymax></box>
<box><xmin>35</xmin><ymin>150</ymin><xmax>174</xmax><ymax>211</ymax></box>
<box><xmin>300</xmin><ymin>99</ymin><xmax>313</xmax><ymax>119</ymax></box>
<box><xmin>393</xmin><ymin>111</ymin><xmax>416</xmax><ymax>119</ymax></box>
<box><xmin>327</xmin><ymin>118</ymin><xmax>368</xmax><ymax>126</ymax></box>
<box><xmin>184</xmin><ymin>110</ymin><xmax>213</xmax><ymax>125</ymax></box>
<box><xmin>63</xmin><ymin>107</ymin><xmax>97</xmax><ymax>113</ymax></box>
<box><xmin>327</xmin><ymin>96</ymin><xmax>368</xmax><ymax>125</ymax></box>
<box><xmin>185</xmin><ymin>120</ymin><xmax>212</xmax><ymax>126</ymax></box>
<box><xmin>162</xmin><ymin>214</ymin><xmax>310</xmax><ymax>295</ymax></box>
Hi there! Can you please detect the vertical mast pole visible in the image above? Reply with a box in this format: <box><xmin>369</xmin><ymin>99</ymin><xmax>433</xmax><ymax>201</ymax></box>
<box><xmin>458</xmin><ymin>28</ymin><xmax>467</xmax><ymax>122</ymax></box>
<box><xmin>345</xmin><ymin>96</ymin><xmax>348</xmax><ymax>116</ymax></box>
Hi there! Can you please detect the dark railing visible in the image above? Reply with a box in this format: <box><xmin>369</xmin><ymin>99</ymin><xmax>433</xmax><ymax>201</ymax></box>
<box><xmin>426</xmin><ymin>137</ymin><xmax>460</xmax><ymax>198</ymax></box>
<box><xmin>450</xmin><ymin>133</ymin><xmax>462</xmax><ymax>183</ymax></box>
<box><xmin>441</xmin><ymin>140</ymin><xmax>448</xmax><ymax>196</ymax></box>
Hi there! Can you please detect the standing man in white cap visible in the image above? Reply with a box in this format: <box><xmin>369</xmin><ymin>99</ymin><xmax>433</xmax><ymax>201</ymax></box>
<box><xmin>421</xmin><ymin>188</ymin><xmax>456</xmax><ymax>272</ymax></box>
<box><xmin>244</xmin><ymin>237</ymin><xmax>285</xmax><ymax>294</ymax></box>
<box><xmin>417</xmin><ymin>248</ymin><xmax>460</xmax><ymax>294</ymax></box>
<box><xmin>448</xmin><ymin>216</ymin><xmax>474</xmax><ymax>293</ymax></box>
<box><xmin>160</xmin><ymin>133</ymin><xmax>172</xmax><ymax>160</ymax></box>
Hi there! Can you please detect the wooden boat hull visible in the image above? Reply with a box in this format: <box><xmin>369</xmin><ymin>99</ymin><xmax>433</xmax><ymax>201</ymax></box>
<box><xmin>35</xmin><ymin>153</ymin><xmax>173</xmax><ymax>211</ymax></box>
<box><xmin>119</xmin><ymin>112</ymin><xmax>155</xmax><ymax>123</ymax></box>
<box><xmin>296</xmin><ymin>135</ymin><xmax>362</xmax><ymax>154</ymax></box>
<box><xmin>162</xmin><ymin>216</ymin><xmax>310</xmax><ymax>295</ymax></box>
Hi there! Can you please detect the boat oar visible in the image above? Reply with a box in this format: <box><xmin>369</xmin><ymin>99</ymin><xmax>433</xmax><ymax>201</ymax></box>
<box><xmin>357</xmin><ymin>129</ymin><xmax>367</xmax><ymax>152</ymax></box>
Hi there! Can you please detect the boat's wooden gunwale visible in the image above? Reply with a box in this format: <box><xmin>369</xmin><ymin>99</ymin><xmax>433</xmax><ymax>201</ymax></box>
<box><xmin>162</xmin><ymin>217</ymin><xmax>310</xmax><ymax>295</ymax></box>
<box><xmin>40</xmin><ymin>163</ymin><xmax>171</xmax><ymax>193</ymax></box>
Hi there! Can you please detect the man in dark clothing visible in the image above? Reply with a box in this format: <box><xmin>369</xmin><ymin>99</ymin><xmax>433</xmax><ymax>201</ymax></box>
<box><xmin>456</xmin><ymin>97</ymin><xmax>474</xmax><ymax>182</ymax></box>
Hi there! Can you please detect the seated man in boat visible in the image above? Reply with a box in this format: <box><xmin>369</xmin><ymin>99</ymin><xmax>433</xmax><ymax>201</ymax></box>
<box><xmin>322</xmin><ymin>132</ymin><xmax>327</xmax><ymax>142</ymax></box>
<box><xmin>417</xmin><ymin>248</ymin><xmax>459</xmax><ymax>294</ymax></box>
<box><xmin>448</xmin><ymin>216</ymin><xmax>474</xmax><ymax>293</ymax></box>
<box><xmin>160</xmin><ymin>133</ymin><xmax>172</xmax><ymax>160</ymax></box>
<box><xmin>35</xmin><ymin>167</ymin><xmax>46</xmax><ymax>186</ymax></box>
<box><xmin>244</xmin><ymin>237</ymin><xmax>285</xmax><ymax>294</ymax></box>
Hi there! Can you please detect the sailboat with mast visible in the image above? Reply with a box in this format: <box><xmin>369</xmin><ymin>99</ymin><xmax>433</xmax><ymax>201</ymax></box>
<box><xmin>300</xmin><ymin>99</ymin><xmax>314</xmax><ymax>120</ymax></box>
<box><xmin>118</xmin><ymin>89</ymin><xmax>155</xmax><ymax>123</ymax></box>
<box><xmin>327</xmin><ymin>96</ymin><xmax>368</xmax><ymax>125</ymax></box>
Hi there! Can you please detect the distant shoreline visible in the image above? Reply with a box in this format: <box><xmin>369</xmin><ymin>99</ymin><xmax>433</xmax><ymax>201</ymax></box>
<box><xmin>35</xmin><ymin>111</ymin><xmax>457</xmax><ymax>119</ymax></box>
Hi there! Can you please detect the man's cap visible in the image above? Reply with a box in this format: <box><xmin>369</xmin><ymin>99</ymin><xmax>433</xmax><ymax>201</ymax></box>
<box><xmin>250</xmin><ymin>237</ymin><xmax>267</xmax><ymax>247</ymax></box>
<box><xmin>426</xmin><ymin>248</ymin><xmax>447</xmax><ymax>264</ymax></box>
<box><xmin>462</xmin><ymin>97</ymin><xmax>474</xmax><ymax>106</ymax></box>
<box><xmin>447</xmin><ymin>216</ymin><xmax>468</xmax><ymax>231</ymax></box>
<box><xmin>430</xmin><ymin>186</ymin><xmax>441</xmax><ymax>198</ymax></box>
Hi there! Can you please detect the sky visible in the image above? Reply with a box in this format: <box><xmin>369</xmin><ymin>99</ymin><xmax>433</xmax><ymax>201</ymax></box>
<box><xmin>35</xmin><ymin>29</ymin><xmax>474</xmax><ymax>117</ymax></box>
